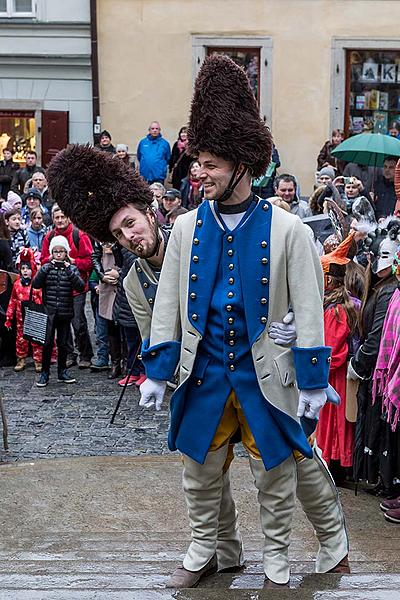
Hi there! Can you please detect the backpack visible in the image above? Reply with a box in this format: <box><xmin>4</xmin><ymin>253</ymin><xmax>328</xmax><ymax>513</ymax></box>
<box><xmin>48</xmin><ymin>226</ymin><xmax>80</xmax><ymax>252</ymax></box>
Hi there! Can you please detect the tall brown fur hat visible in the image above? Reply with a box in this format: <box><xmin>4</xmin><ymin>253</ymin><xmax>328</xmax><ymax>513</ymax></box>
<box><xmin>187</xmin><ymin>54</ymin><xmax>273</xmax><ymax>178</ymax></box>
<box><xmin>47</xmin><ymin>144</ymin><xmax>153</xmax><ymax>242</ymax></box>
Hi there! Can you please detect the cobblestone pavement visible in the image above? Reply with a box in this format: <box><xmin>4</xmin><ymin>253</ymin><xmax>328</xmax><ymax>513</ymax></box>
<box><xmin>0</xmin><ymin>360</ymin><xmax>174</xmax><ymax>462</ymax></box>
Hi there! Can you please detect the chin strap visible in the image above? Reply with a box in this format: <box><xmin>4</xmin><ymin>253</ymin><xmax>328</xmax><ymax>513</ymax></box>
<box><xmin>218</xmin><ymin>164</ymin><xmax>248</xmax><ymax>203</ymax></box>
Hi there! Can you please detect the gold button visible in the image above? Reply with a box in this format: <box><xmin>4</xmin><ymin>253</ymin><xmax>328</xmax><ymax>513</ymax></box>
<box><xmin>261</xmin><ymin>277</ymin><xmax>268</xmax><ymax>284</ymax></box>
<box><xmin>228</xmin><ymin>317</ymin><xmax>234</xmax><ymax>324</ymax></box>
<box><xmin>229</xmin><ymin>340</ymin><xmax>235</xmax><ymax>346</ymax></box>
<box><xmin>227</xmin><ymin>235</ymin><xmax>233</xmax><ymax>243</ymax></box>
<box><xmin>193</xmin><ymin>256</ymin><xmax>199</xmax><ymax>263</ymax></box>
<box><xmin>190</xmin><ymin>292</ymin><xmax>196</xmax><ymax>300</ymax></box>
<box><xmin>228</xmin><ymin>352</ymin><xmax>235</xmax><ymax>360</ymax></box>
<box><xmin>149</xmin><ymin>298</ymin><xmax>153</xmax><ymax>304</ymax></box>
<box><xmin>228</xmin><ymin>277</ymin><xmax>234</xmax><ymax>284</ymax></box>
<box><xmin>137</xmin><ymin>267</ymin><xmax>142</xmax><ymax>273</ymax></box>
<box><xmin>260</xmin><ymin>316</ymin><xmax>267</xmax><ymax>324</ymax></box>
<box><xmin>229</xmin><ymin>364</ymin><xmax>235</xmax><ymax>371</ymax></box>
<box><xmin>150</xmin><ymin>351</ymin><xmax>156</xmax><ymax>356</ymax></box>
<box><xmin>229</xmin><ymin>263</ymin><xmax>234</xmax><ymax>270</ymax></box>
<box><xmin>227</xmin><ymin>249</ymin><xmax>234</xmax><ymax>256</ymax></box>
<box><xmin>192</xmin><ymin>314</ymin><xmax>198</xmax><ymax>321</ymax></box>
<box><xmin>191</xmin><ymin>274</ymin><xmax>197</xmax><ymax>281</ymax></box>
<box><xmin>261</xmin><ymin>257</ymin><xmax>268</xmax><ymax>264</ymax></box>
<box><xmin>327</xmin><ymin>357</ymin><xmax>332</xmax><ymax>363</ymax></box>
<box><xmin>261</xmin><ymin>298</ymin><xmax>267</xmax><ymax>304</ymax></box>
<box><xmin>262</xmin><ymin>203</ymin><xmax>269</xmax><ymax>211</ymax></box>
<box><xmin>311</xmin><ymin>357</ymin><xmax>318</xmax><ymax>364</ymax></box>
<box><xmin>261</xmin><ymin>241</ymin><xmax>268</xmax><ymax>248</ymax></box>
<box><xmin>226</xmin><ymin>305</ymin><xmax>232</xmax><ymax>312</ymax></box>
<box><xmin>227</xmin><ymin>291</ymin><xmax>234</xmax><ymax>298</ymax></box>
<box><xmin>197</xmin><ymin>379</ymin><xmax>202</xmax><ymax>386</ymax></box>
<box><xmin>193</xmin><ymin>238</ymin><xmax>199</xmax><ymax>245</ymax></box>
<box><xmin>229</xmin><ymin>330</ymin><xmax>235</xmax><ymax>337</ymax></box>
<box><xmin>143</xmin><ymin>282</ymin><xmax>149</xmax><ymax>288</ymax></box>
<box><xmin>197</xmin><ymin>219</ymin><xmax>203</xmax><ymax>226</ymax></box>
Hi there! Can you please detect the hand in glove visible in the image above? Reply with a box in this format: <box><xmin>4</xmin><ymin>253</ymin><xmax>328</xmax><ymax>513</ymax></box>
<box><xmin>139</xmin><ymin>377</ymin><xmax>167</xmax><ymax>411</ymax></box>
<box><xmin>268</xmin><ymin>311</ymin><xmax>297</xmax><ymax>346</ymax></box>
<box><xmin>297</xmin><ymin>388</ymin><xmax>327</xmax><ymax>420</ymax></box>
<box><xmin>347</xmin><ymin>360</ymin><xmax>361</xmax><ymax>381</ymax></box>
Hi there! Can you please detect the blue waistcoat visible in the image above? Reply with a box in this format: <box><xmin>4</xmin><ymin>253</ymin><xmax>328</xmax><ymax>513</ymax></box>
<box><xmin>167</xmin><ymin>200</ymin><xmax>313</xmax><ymax>469</ymax></box>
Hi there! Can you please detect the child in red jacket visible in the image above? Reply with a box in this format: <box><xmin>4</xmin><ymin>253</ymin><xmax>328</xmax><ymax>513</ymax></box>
<box><xmin>5</xmin><ymin>248</ymin><xmax>43</xmax><ymax>372</ymax></box>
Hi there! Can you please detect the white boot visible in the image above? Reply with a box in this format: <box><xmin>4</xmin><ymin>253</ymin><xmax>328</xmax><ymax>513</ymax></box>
<box><xmin>249</xmin><ymin>454</ymin><xmax>296</xmax><ymax>585</ymax></box>
<box><xmin>182</xmin><ymin>445</ymin><xmax>229</xmax><ymax>571</ymax></box>
<box><xmin>216</xmin><ymin>469</ymin><xmax>244</xmax><ymax>571</ymax></box>
<box><xmin>296</xmin><ymin>444</ymin><xmax>349</xmax><ymax>572</ymax></box>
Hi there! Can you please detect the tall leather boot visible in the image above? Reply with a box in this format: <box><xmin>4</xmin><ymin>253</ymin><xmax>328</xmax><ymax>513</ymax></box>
<box><xmin>216</xmin><ymin>469</ymin><xmax>244</xmax><ymax>572</ymax></box>
<box><xmin>108</xmin><ymin>333</ymin><xmax>122</xmax><ymax>380</ymax></box>
<box><xmin>296</xmin><ymin>444</ymin><xmax>349</xmax><ymax>573</ymax></box>
<box><xmin>249</xmin><ymin>454</ymin><xmax>296</xmax><ymax>586</ymax></box>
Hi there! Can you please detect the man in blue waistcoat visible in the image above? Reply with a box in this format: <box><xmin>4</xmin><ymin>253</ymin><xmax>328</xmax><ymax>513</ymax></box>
<box><xmin>138</xmin><ymin>55</ymin><xmax>348</xmax><ymax>588</ymax></box>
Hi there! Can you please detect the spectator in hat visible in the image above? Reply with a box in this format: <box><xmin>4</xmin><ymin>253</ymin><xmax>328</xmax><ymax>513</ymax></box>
<box><xmin>316</xmin><ymin>166</ymin><xmax>336</xmax><ymax>186</ymax></box>
<box><xmin>137</xmin><ymin>121</ymin><xmax>171</xmax><ymax>184</ymax></box>
<box><xmin>21</xmin><ymin>188</ymin><xmax>50</xmax><ymax>227</ymax></box>
<box><xmin>95</xmin><ymin>130</ymin><xmax>116</xmax><ymax>154</ymax></box>
<box><xmin>0</xmin><ymin>190</ymin><xmax>22</xmax><ymax>213</ymax></box>
<box><xmin>162</xmin><ymin>188</ymin><xmax>182</xmax><ymax>224</ymax></box>
<box><xmin>115</xmin><ymin>143</ymin><xmax>135</xmax><ymax>170</ymax></box>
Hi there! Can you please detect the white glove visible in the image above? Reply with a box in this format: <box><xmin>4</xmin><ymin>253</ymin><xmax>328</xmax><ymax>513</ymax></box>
<box><xmin>297</xmin><ymin>389</ymin><xmax>327</xmax><ymax>420</ymax></box>
<box><xmin>139</xmin><ymin>378</ymin><xmax>167</xmax><ymax>411</ymax></box>
<box><xmin>268</xmin><ymin>311</ymin><xmax>297</xmax><ymax>346</ymax></box>
<box><xmin>347</xmin><ymin>360</ymin><xmax>361</xmax><ymax>381</ymax></box>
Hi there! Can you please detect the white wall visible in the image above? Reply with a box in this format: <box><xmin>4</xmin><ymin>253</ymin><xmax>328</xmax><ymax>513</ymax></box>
<box><xmin>39</xmin><ymin>0</ymin><xmax>90</xmax><ymax>22</ymax></box>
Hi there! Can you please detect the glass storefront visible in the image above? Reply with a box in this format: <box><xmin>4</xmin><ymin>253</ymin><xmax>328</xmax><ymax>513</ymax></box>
<box><xmin>0</xmin><ymin>111</ymin><xmax>36</xmax><ymax>163</ymax></box>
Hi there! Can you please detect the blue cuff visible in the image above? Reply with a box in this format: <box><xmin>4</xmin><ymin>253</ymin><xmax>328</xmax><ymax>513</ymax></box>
<box><xmin>141</xmin><ymin>338</ymin><xmax>181</xmax><ymax>381</ymax></box>
<box><xmin>291</xmin><ymin>346</ymin><xmax>331</xmax><ymax>390</ymax></box>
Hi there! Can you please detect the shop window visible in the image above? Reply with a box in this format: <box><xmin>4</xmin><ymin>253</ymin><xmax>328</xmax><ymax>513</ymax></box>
<box><xmin>206</xmin><ymin>47</ymin><xmax>260</xmax><ymax>104</ymax></box>
<box><xmin>346</xmin><ymin>49</ymin><xmax>400</xmax><ymax>136</ymax></box>
<box><xmin>0</xmin><ymin>111</ymin><xmax>35</xmax><ymax>164</ymax></box>
<box><xmin>0</xmin><ymin>0</ymin><xmax>35</xmax><ymax>17</ymax></box>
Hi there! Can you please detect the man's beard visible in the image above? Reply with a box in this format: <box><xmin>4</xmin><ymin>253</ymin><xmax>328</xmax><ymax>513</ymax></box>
<box><xmin>128</xmin><ymin>223</ymin><xmax>159</xmax><ymax>259</ymax></box>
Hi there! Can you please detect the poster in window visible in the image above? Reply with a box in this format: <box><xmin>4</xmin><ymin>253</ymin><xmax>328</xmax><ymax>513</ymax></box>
<box><xmin>381</xmin><ymin>64</ymin><xmax>396</xmax><ymax>83</ymax></box>
<box><xmin>379</xmin><ymin>92</ymin><xmax>389</xmax><ymax>111</ymax></box>
<box><xmin>373</xmin><ymin>111</ymin><xmax>388</xmax><ymax>134</ymax></box>
<box><xmin>362</xmin><ymin>62</ymin><xmax>378</xmax><ymax>82</ymax></box>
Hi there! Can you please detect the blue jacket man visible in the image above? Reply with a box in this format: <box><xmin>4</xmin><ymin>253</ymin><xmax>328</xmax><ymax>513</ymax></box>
<box><xmin>137</xmin><ymin>121</ymin><xmax>171</xmax><ymax>184</ymax></box>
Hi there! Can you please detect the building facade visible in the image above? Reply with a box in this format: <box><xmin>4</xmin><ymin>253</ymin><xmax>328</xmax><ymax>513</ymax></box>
<box><xmin>0</xmin><ymin>0</ymin><xmax>92</xmax><ymax>167</ymax></box>
<box><xmin>96</xmin><ymin>0</ymin><xmax>400</xmax><ymax>194</ymax></box>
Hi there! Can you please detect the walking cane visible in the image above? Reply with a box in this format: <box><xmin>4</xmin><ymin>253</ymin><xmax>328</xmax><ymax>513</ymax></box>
<box><xmin>110</xmin><ymin>344</ymin><xmax>142</xmax><ymax>424</ymax></box>
<box><xmin>0</xmin><ymin>390</ymin><xmax>9</xmax><ymax>451</ymax></box>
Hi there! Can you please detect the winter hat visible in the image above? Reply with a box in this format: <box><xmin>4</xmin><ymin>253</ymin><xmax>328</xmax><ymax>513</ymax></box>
<box><xmin>100</xmin><ymin>130</ymin><xmax>112</xmax><ymax>140</ymax></box>
<box><xmin>25</xmin><ymin>188</ymin><xmax>42</xmax><ymax>201</ymax></box>
<box><xmin>164</xmin><ymin>188</ymin><xmax>181</xmax><ymax>200</ymax></box>
<box><xmin>16</xmin><ymin>247</ymin><xmax>37</xmax><ymax>275</ymax></box>
<box><xmin>187</xmin><ymin>54</ymin><xmax>272</xmax><ymax>178</ymax></box>
<box><xmin>46</xmin><ymin>144</ymin><xmax>153</xmax><ymax>242</ymax></box>
<box><xmin>7</xmin><ymin>190</ymin><xmax>22</xmax><ymax>207</ymax></box>
<box><xmin>49</xmin><ymin>235</ymin><xmax>71</xmax><ymax>254</ymax></box>
<box><xmin>317</xmin><ymin>166</ymin><xmax>336</xmax><ymax>181</ymax></box>
<box><xmin>116</xmin><ymin>143</ymin><xmax>128</xmax><ymax>153</ymax></box>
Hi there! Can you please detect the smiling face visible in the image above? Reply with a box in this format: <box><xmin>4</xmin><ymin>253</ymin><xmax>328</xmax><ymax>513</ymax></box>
<box><xmin>6</xmin><ymin>213</ymin><xmax>21</xmax><ymax>231</ymax></box>
<box><xmin>197</xmin><ymin>152</ymin><xmax>238</xmax><ymax>200</ymax></box>
<box><xmin>109</xmin><ymin>204</ymin><xmax>158</xmax><ymax>257</ymax></box>
<box><xmin>275</xmin><ymin>180</ymin><xmax>296</xmax><ymax>203</ymax></box>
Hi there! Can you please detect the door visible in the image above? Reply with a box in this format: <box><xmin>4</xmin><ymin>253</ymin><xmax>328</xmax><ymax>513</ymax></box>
<box><xmin>41</xmin><ymin>110</ymin><xmax>69</xmax><ymax>167</ymax></box>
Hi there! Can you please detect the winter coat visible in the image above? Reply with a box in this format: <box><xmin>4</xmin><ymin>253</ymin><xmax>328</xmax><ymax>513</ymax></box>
<box><xmin>169</xmin><ymin>142</ymin><xmax>192</xmax><ymax>190</ymax></box>
<box><xmin>0</xmin><ymin>159</ymin><xmax>19</xmax><ymax>199</ymax></box>
<box><xmin>11</xmin><ymin>165</ymin><xmax>45</xmax><ymax>195</ymax></box>
<box><xmin>5</xmin><ymin>277</ymin><xmax>41</xmax><ymax>328</ymax></box>
<box><xmin>373</xmin><ymin>175</ymin><xmax>397</xmax><ymax>219</ymax></box>
<box><xmin>10</xmin><ymin>228</ymin><xmax>30</xmax><ymax>265</ymax></box>
<box><xmin>40</xmin><ymin>223</ymin><xmax>93</xmax><ymax>294</ymax></box>
<box><xmin>95</xmin><ymin>143</ymin><xmax>116</xmax><ymax>154</ymax></box>
<box><xmin>32</xmin><ymin>261</ymin><xmax>85</xmax><ymax>318</ymax></box>
<box><xmin>317</xmin><ymin>141</ymin><xmax>346</xmax><ymax>175</ymax></box>
<box><xmin>112</xmin><ymin>244</ymin><xmax>137</xmax><ymax>328</ymax></box>
<box><xmin>137</xmin><ymin>134</ymin><xmax>171</xmax><ymax>182</ymax></box>
<box><xmin>0</xmin><ymin>239</ymin><xmax>14</xmax><ymax>272</ymax></box>
<box><xmin>27</xmin><ymin>225</ymin><xmax>48</xmax><ymax>251</ymax></box>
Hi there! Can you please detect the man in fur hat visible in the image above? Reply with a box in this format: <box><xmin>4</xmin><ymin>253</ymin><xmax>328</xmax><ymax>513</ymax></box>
<box><xmin>47</xmin><ymin>67</ymin><xmax>349</xmax><ymax>584</ymax></box>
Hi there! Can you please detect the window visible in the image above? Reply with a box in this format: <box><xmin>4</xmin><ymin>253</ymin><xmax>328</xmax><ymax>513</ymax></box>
<box><xmin>345</xmin><ymin>49</ymin><xmax>400</xmax><ymax>136</ymax></box>
<box><xmin>207</xmin><ymin>47</ymin><xmax>260</xmax><ymax>103</ymax></box>
<box><xmin>0</xmin><ymin>111</ymin><xmax>36</xmax><ymax>163</ymax></box>
<box><xmin>0</xmin><ymin>0</ymin><xmax>35</xmax><ymax>17</ymax></box>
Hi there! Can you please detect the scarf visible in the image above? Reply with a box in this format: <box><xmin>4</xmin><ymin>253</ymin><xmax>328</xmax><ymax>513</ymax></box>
<box><xmin>372</xmin><ymin>287</ymin><xmax>400</xmax><ymax>431</ymax></box>
<box><xmin>188</xmin><ymin>178</ymin><xmax>202</xmax><ymax>208</ymax></box>
<box><xmin>177</xmin><ymin>139</ymin><xmax>186</xmax><ymax>153</ymax></box>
